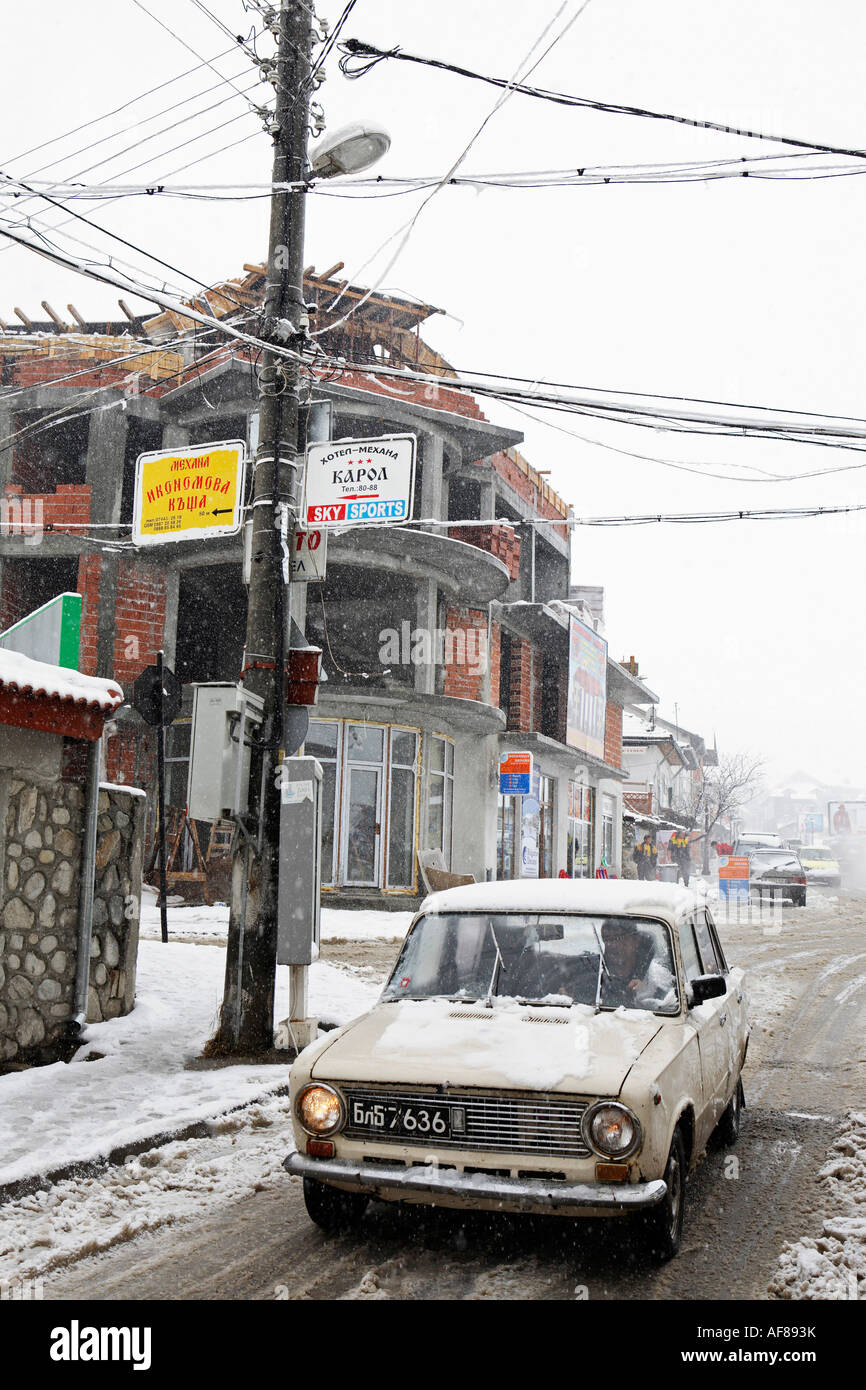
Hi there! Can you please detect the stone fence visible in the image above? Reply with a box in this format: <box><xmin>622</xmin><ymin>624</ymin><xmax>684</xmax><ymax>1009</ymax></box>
<box><xmin>0</xmin><ymin>772</ymin><xmax>145</xmax><ymax>1063</ymax></box>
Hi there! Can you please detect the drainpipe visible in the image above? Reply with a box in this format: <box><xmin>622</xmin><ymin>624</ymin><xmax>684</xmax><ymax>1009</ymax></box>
<box><xmin>69</xmin><ymin>736</ymin><xmax>102</xmax><ymax>1040</ymax></box>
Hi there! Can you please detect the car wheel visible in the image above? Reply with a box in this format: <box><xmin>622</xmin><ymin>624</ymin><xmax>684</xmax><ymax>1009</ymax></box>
<box><xmin>643</xmin><ymin>1128</ymin><xmax>686</xmax><ymax>1262</ymax></box>
<box><xmin>716</xmin><ymin>1077</ymin><xmax>745</xmax><ymax>1146</ymax></box>
<box><xmin>794</xmin><ymin>891</ymin><xmax>806</xmax><ymax>907</ymax></box>
<box><xmin>303</xmin><ymin>1177</ymin><xmax>368</xmax><ymax>1233</ymax></box>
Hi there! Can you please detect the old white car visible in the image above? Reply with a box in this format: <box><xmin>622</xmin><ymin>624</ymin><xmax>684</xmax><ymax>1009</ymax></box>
<box><xmin>285</xmin><ymin>879</ymin><xmax>749</xmax><ymax>1260</ymax></box>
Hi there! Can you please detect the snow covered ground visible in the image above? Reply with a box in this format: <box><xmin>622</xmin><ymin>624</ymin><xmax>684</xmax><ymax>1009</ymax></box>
<box><xmin>769</xmin><ymin>1111</ymin><xmax>866</xmax><ymax>1300</ymax></box>
<box><xmin>0</xmin><ymin>901</ymin><xmax>410</xmax><ymax>1193</ymax></box>
<box><xmin>138</xmin><ymin>889</ymin><xmax>412</xmax><ymax>944</ymax></box>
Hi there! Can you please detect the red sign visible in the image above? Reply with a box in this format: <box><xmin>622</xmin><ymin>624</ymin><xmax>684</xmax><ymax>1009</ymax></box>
<box><xmin>718</xmin><ymin>856</ymin><xmax>750</xmax><ymax>880</ymax></box>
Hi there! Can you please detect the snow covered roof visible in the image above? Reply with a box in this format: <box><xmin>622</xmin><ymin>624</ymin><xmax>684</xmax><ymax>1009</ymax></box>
<box><xmin>0</xmin><ymin>649</ymin><xmax>123</xmax><ymax>711</ymax></box>
<box><xmin>419</xmin><ymin>877</ymin><xmax>701</xmax><ymax>922</ymax></box>
<box><xmin>0</xmin><ymin>649</ymin><xmax>123</xmax><ymax>741</ymax></box>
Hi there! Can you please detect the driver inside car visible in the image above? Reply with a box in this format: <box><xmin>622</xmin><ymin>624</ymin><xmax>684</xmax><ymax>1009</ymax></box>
<box><xmin>599</xmin><ymin>918</ymin><xmax>673</xmax><ymax>1010</ymax></box>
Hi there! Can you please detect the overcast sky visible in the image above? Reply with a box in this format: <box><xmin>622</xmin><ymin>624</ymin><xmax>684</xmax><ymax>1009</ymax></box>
<box><xmin>3</xmin><ymin>0</ymin><xmax>866</xmax><ymax>793</ymax></box>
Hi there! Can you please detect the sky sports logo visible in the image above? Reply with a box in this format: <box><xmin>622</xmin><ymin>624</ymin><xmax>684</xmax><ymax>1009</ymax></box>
<box><xmin>307</xmin><ymin>499</ymin><xmax>408</xmax><ymax>523</ymax></box>
<box><xmin>49</xmin><ymin>1321</ymin><xmax>151</xmax><ymax>1372</ymax></box>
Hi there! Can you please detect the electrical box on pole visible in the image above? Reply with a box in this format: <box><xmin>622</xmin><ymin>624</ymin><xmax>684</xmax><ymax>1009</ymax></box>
<box><xmin>186</xmin><ymin>683</ymin><xmax>264</xmax><ymax>822</ymax></box>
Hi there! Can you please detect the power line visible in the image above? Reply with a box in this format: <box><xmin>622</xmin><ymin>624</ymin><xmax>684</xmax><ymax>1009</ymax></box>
<box><xmin>338</xmin><ymin>37</ymin><xmax>866</xmax><ymax>163</ymax></box>
<box><xmin>3</xmin><ymin>40</ymin><xmax>245</xmax><ymax>167</ymax></box>
<box><xmin>313</xmin><ymin>0</ymin><xmax>598</xmax><ymax>339</ymax></box>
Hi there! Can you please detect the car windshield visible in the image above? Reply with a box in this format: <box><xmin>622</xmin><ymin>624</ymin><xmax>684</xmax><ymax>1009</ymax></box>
<box><xmin>381</xmin><ymin>912</ymin><xmax>680</xmax><ymax>1014</ymax></box>
<box><xmin>805</xmin><ymin>848</ymin><xmax>832</xmax><ymax>861</ymax></box>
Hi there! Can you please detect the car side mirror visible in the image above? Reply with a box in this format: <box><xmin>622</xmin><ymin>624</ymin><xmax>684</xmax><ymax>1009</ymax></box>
<box><xmin>689</xmin><ymin>974</ymin><xmax>726</xmax><ymax>1006</ymax></box>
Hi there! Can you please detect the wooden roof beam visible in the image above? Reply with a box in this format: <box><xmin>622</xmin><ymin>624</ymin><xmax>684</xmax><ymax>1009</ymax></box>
<box><xmin>41</xmin><ymin>301</ymin><xmax>69</xmax><ymax>333</ymax></box>
<box><xmin>67</xmin><ymin>304</ymin><xmax>88</xmax><ymax>331</ymax></box>
<box><xmin>13</xmin><ymin>307</ymin><xmax>34</xmax><ymax>331</ymax></box>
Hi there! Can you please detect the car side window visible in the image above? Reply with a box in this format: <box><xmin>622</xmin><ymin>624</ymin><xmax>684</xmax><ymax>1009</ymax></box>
<box><xmin>693</xmin><ymin>912</ymin><xmax>720</xmax><ymax>975</ymax></box>
<box><xmin>678</xmin><ymin>918</ymin><xmax>704</xmax><ymax>983</ymax></box>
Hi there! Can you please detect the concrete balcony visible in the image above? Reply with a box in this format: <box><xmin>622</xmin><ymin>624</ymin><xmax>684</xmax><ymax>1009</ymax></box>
<box><xmin>329</xmin><ymin>524</ymin><xmax>512</xmax><ymax>604</ymax></box>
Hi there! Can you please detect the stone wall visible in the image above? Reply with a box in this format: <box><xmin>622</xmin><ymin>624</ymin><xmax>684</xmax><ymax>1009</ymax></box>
<box><xmin>0</xmin><ymin>772</ymin><xmax>144</xmax><ymax>1063</ymax></box>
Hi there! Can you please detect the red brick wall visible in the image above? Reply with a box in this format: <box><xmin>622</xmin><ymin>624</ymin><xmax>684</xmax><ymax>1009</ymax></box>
<box><xmin>3</xmin><ymin>483</ymin><xmax>90</xmax><ymax>533</ymax></box>
<box><xmin>508</xmin><ymin>637</ymin><xmax>534</xmax><ymax>732</ymax></box>
<box><xmin>442</xmin><ymin>605</ymin><xmax>488</xmax><ymax>702</ymax></box>
<box><xmin>488</xmin><ymin>622</ymin><xmax>501</xmax><ymax>709</ymax></box>
<box><xmin>532</xmin><ymin>653</ymin><xmax>543</xmax><ymax>733</ymax></box>
<box><xmin>604</xmin><ymin>701</ymin><xmax>623</xmax><ymax>771</ymax></box>
<box><xmin>113</xmin><ymin>558</ymin><xmax>168</xmax><ymax>684</ymax></box>
<box><xmin>449</xmin><ymin>523</ymin><xmax>521</xmax><ymax>581</ymax></box>
<box><xmin>484</xmin><ymin>452</ymin><xmax>569</xmax><ymax>541</ymax></box>
<box><xmin>76</xmin><ymin>553</ymin><xmax>101</xmax><ymax>676</ymax></box>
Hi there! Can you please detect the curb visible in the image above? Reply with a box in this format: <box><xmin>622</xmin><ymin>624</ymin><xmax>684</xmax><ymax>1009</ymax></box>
<box><xmin>0</xmin><ymin>1084</ymin><xmax>291</xmax><ymax>1207</ymax></box>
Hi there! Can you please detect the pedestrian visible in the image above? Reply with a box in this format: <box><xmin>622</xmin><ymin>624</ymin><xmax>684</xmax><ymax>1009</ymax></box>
<box><xmin>633</xmin><ymin>833</ymin><xmax>658</xmax><ymax>880</ymax></box>
<box><xmin>669</xmin><ymin>829</ymin><xmax>691</xmax><ymax>887</ymax></box>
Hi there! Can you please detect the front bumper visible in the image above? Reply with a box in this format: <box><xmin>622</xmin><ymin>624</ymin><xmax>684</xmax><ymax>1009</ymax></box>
<box><xmin>284</xmin><ymin>1151</ymin><xmax>666</xmax><ymax>1213</ymax></box>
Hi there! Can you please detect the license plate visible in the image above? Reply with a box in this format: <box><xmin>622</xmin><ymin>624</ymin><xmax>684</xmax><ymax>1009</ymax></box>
<box><xmin>347</xmin><ymin>1095</ymin><xmax>454</xmax><ymax>1140</ymax></box>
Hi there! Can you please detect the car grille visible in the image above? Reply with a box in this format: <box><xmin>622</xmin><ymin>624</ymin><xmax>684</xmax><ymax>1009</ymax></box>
<box><xmin>342</xmin><ymin>1085</ymin><xmax>592</xmax><ymax>1158</ymax></box>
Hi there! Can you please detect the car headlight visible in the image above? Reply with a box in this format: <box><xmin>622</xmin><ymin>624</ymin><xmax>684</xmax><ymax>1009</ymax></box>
<box><xmin>584</xmin><ymin>1102</ymin><xmax>642</xmax><ymax>1158</ymax></box>
<box><xmin>296</xmin><ymin>1083</ymin><xmax>345</xmax><ymax>1136</ymax></box>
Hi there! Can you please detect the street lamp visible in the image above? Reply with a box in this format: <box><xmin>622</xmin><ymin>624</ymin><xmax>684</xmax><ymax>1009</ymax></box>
<box><xmin>310</xmin><ymin>122</ymin><xmax>391</xmax><ymax>177</ymax></box>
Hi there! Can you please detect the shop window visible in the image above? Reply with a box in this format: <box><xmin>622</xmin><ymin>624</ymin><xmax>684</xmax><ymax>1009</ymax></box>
<box><xmin>386</xmin><ymin>729</ymin><xmax>419</xmax><ymax>889</ymax></box>
<box><xmin>567</xmin><ymin>782</ymin><xmax>594</xmax><ymax>878</ymax></box>
<box><xmin>538</xmin><ymin>775</ymin><xmax>554</xmax><ymax>877</ymax></box>
<box><xmin>426</xmin><ymin>733</ymin><xmax>454</xmax><ymax>865</ymax></box>
<box><xmin>307</xmin><ymin>720</ymin><xmax>420</xmax><ymax>892</ymax></box>
<box><xmin>306</xmin><ymin>720</ymin><xmax>341</xmax><ymax>887</ymax></box>
<box><xmin>497</xmin><ymin>795</ymin><xmax>518</xmax><ymax>880</ymax></box>
<box><xmin>601</xmin><ymin>793</ymin><xmax>616</xmax><ymax>868</ymax></box>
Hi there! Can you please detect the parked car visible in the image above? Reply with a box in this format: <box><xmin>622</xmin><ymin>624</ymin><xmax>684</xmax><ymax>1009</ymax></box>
<box><xmin>286</xmin><ymin>879</ymin><xmax>749</xmax><ymax>1262</ymax></box>
<box><xmin>747</xmin><ymin>848</ymin><xmax>808</xmax><ymax>905</ymax></box>
<box><xmin>798</xmin><ymin>845</ymin><xmax>841</xmax><ymax>888</ymax></box>
<box><xmin>733</xmin><ymin>831</ymin><xmax>783</xmax><ymax>854</ymax></box>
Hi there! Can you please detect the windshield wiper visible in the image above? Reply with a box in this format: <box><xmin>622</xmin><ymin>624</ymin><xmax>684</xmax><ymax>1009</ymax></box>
<box><xmin>591</xmin><ymin>922</ymin><xmax>612</xmax><ymax>1011</ymax></box>
<box><xmin>484</xmin><ymin>923</ymin><xmax>506</xmax><ymax>1008</ymax></box>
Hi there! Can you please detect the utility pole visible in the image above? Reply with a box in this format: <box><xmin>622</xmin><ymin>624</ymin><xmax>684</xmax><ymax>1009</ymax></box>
<box><xmin>216</xmin><ymin>0</ymin><xmax>314</xmax><ymax>1052</ymax></box>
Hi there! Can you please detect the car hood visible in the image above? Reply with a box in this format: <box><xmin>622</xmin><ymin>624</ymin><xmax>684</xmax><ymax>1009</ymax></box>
<box><xmin>310</xmin><ymin>999</ymin><xmax>666</xmax><ymax>1096</ymax></box>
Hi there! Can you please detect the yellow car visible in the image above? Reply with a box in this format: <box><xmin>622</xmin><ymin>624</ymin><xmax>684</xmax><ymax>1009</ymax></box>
<box><xmin>799</xmin><ymin>846</ymin><xmax>841</xmax><ymax>888</ymax></box>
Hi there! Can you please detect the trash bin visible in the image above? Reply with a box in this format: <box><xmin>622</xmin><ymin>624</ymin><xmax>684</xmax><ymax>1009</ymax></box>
<box><xmin>659</xmin><ymin>864</ymin><xmax>678</xmax><ymax>883</ymax></box>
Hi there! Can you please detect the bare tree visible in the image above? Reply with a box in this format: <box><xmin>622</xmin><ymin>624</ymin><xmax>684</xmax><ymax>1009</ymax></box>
<box><xmin>689</xmin><ymin>752</ymin><xmax>766</xmax><ymax>871</ymax></box>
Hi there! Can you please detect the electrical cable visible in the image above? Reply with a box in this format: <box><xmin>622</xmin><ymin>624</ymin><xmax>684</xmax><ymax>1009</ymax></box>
<box><xmin>312</xmin><ymin>0</ymin><xmax>597</xmax><ymax>338</ymax></box>
<box><xmin>338</xmin><ymin>38</ymin><xmax>866</xmax><ymax>163</ymax></box>
<box><xmin>3</xmin><ymin>40</ymin><xmax>245</xmax><ymax>167</ymax></box>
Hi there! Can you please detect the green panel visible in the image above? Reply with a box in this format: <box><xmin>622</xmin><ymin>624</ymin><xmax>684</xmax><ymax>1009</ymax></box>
<box><xmin>57</xmin><ymin>593</ymin><xmax>82</xmax><ymax>669</ymax></box>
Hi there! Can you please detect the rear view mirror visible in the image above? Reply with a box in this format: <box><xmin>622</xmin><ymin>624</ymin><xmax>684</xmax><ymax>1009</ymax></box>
<box><xmin>536</xmin><ymin>923</ymin><xmax>565</xmax><ymax>941</ymax></box>
<box><xmin>689</xmin><ymin>974</ymin><xmax>726</xmax><ymax>1006</ymax></box>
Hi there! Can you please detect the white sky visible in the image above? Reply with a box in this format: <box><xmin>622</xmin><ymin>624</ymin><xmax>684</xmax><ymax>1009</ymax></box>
<box><xmin>3</xmin><ymin>0</ymin><xmax>866</xmax><ymax>792</ymax></box>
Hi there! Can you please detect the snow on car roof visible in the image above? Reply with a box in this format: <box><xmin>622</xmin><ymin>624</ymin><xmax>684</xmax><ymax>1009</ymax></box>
<box><xmin>420</xmin><ymin>877</ymin><xmax>701</xmax><ymax>922</ymax></box>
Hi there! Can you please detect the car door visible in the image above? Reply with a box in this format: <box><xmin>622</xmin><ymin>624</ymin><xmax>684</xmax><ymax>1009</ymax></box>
<box><xmin>678</xmin><ymin>913</ymin><xmax>729</xmax><ymax>1148</ymax></box>
<box><xmin>692</xmin><ymin>909</ymin><xmax>741</xmax><ymax>1124</ymax></box>
<box><xmin>705</xmin><ymin>906</ymin><xmax>748</xmax><ymax>1085</ymax></box>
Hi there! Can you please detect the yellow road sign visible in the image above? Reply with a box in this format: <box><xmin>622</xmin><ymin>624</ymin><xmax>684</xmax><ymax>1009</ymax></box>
<box><xmin>133</xmin><ymin>440</ymin><xmax>246</xmax><ymax>546</ymax></box>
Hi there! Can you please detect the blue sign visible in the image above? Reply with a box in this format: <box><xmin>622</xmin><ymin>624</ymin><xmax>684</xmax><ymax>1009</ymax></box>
<box><xmin>500</xmin><ymin>771</ymin><xmax>530</xmax><ymax>795</ymax></box>
<box><xmin>720</xmin><ymin>879</ymin><xmax>750</xmax><ymax>902</ymax></box>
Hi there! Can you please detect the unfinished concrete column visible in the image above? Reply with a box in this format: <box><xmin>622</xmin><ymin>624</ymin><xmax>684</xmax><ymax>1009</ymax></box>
<box><xmin>84</xmin><ymin>404</ymin><xmax>129</xmax><ymax>680</ymax></box>
<box><xmin>414</xmin><ymin>577</ymin><xmax>438</xmax><ymax>695</ymax></box>
<box><xmin>419</xmin><ymin>431</ymin><xmax>444</xmax><ymax>522</ymax></box>
<box><xmin>0</xmin><ymin>398</ymin><xmax>13</xmax><ymax>493</ymax></box>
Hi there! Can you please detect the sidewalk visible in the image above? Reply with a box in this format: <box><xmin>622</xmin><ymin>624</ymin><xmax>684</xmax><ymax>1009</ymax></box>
<box><xmin>0</xmin><ymin>903</ymin><xmax>411</xmax><ymax>1194</ymax></box>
